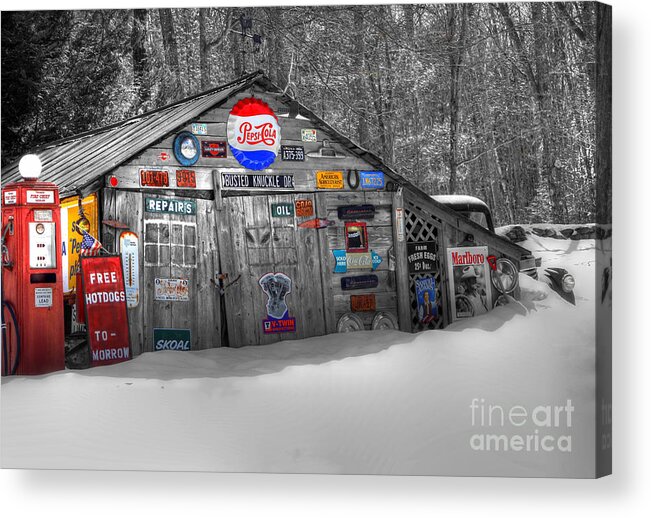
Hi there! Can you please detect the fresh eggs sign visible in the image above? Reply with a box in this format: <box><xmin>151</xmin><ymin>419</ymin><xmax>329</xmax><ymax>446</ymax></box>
<box><xmin>227</xmin><ymin>97</ymin><xmax>281</xmax><ymax>170</ymax></box>
<box><xmin>80</xmin><ymin>255</ymin><xmax>131</xmax><ymax>367</ymax></box>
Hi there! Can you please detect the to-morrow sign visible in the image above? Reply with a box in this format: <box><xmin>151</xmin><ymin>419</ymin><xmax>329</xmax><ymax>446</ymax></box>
<box><xmin>80</xmin><ymin>255</ymin><xmax>131</xmax><ymax>367</ymax></box>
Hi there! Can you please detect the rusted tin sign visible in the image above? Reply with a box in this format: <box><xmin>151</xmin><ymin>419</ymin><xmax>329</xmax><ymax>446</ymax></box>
<box><xmin>298</xmin><ymin>218</ymin><xmax>334</xmax><ymax>229</ymax></box>
<box><xmin>351</xmin><ymin>294</ymin><xmax>376</xmax><ymax>312</ymax></box>
<box><xmin>175</xmin><ymin>169</ymin><xmax>196</xmax><ymax>188</ymax></box>
<box><xmin>295</xmin><ymin>199</ymin><xmax>314</xmax><ymax>217</ymax></box>
<box><xmin>140</xmin><ymin>169</ymin><xmax>169</xmax><ymax>188</ymax></box>
<box><xmin>154</xmin><ymin>278</ymin><xmax>190</xmax><ymax>301</ymax></box>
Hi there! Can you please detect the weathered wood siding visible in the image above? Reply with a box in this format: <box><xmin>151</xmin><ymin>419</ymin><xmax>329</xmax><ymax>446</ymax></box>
<box><xmin>98</xmin><ymin>85</ymin><xmax>530</xmax><ymax>352</ymax></box>
<box><xmin>320</xmin><ymin>191</ymin><xmax>400</xmax><ymax>330</ymax></box>
<box><xmin>217</xmin><ymin>193</ymin><xmax>327</xmax><ymax>347</ymax></box>
<box><xmin>102</xmin><ymin>191</ymin><xmax>221</xmax><ymax>353</ymax></box>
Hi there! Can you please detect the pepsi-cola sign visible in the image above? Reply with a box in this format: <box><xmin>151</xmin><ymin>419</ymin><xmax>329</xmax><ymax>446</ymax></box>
<box><xmin>227</xmin><ymin>97</ymin><xmax>281</xmax><ymax>170</ymax></box>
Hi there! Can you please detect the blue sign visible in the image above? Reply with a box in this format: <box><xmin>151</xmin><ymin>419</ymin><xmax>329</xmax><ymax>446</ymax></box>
<box><xmin>333</xmin><ymin>250</ymin><xmax>348</xmax><ymax>273</ymax></box>
<box><xmin>360</xmin><ymin>171</ymin><xmax>385</xmax><ymax>190</ymax></box>
<box><xmin>332</xmin><ymin>250</ymin><xmax>382</xmax><ymax>273</ymax></box>
<box><xmin>415</xmin><ymin>277</ymin><xmax>438</xmax><ymax>324</ymax></box>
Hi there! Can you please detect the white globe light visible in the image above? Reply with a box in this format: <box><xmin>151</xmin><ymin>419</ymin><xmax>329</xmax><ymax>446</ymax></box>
<box><xmin>18</xmin><ymin>154</ymin><xmax>42</xmax><ymax>179</ymax></box>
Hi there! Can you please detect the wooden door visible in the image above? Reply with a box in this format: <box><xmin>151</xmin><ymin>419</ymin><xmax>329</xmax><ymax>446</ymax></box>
<box><xmin>218</xmin><ymin>194</ymin><xmax>327</xmax><ymax>347</ymax></box>
<box><xmin>141</xmin><ymin>197</ymin><xmax>221</xmax><ymax>351</ymax></box>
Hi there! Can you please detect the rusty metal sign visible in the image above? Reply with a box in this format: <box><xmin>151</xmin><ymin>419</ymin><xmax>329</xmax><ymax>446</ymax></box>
<box><xmin>350</xmin><ymin>294</ymin><xmax>376</xmax><ymax>312</ymax></box>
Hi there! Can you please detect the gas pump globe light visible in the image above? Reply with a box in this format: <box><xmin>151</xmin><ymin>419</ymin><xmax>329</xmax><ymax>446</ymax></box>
<box><xmin>18</xmin><ymin>154</ymin><xmax>42</xmax><ymax>180</ymax></box>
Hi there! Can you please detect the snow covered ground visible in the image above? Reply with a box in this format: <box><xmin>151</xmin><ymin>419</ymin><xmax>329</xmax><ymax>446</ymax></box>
<box><xmin>1</xmin><ymin>231</ymin><xmax>604</xmax><ymax>477</ymax></box>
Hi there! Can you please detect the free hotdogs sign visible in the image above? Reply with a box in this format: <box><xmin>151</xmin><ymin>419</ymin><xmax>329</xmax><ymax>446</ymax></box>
<box><xmin>80</xmin><ymin>255</ymin><xmax>131</xmax><ymax>367</ymax></box>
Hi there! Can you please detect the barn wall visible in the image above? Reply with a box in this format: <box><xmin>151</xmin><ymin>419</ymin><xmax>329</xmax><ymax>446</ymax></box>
<box><xmin>99</xmin><ymin>85</ymin><xmax>528</xmax><ymax>352</ymax></box>
<box><xmin>102</xmin><ymin>189</ymin><xmax>221</xmax><ymax>354</ymax></box>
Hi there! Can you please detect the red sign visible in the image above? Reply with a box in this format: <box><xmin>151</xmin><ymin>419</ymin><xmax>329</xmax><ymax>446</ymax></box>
<box><xmin>295</xmin><ymin>199</ymin><xmax>314</xmax><ymax>217</ymax></box>
<box><xmin>80</xmin><ymin>256</ymin><xmax>131</xmax><ymax>367</ymax></box>
<box><xmin>350</xmin><ymin>294</ymin><xmax>376</xmax><ymax>312</ymax></box>
<box><xmin>176</xmin><ymin>169</ymin><xmax>196</xmax><ymax>188</ymax></box>
<box><xmin>159</xmin><ymin>152</ymin><xmax>169</xmax><ymax>161</ymax></box>
<box><xmin>140</xmin><ymin>169</ymin><xmax>169</xmax><ymax>188</ymax></box>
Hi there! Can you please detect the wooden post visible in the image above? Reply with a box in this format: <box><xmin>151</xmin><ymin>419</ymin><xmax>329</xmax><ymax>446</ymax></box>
<box><xmin>392</xmin><ymin>188</ymin><xmax>411</xmax><ymax>332</ymax></box>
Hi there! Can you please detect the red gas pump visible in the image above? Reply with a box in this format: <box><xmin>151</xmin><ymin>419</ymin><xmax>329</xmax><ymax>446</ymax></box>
<box><xmin>1</xmin><ymin>154</ymin><xmax>65</xmax><ymax>375</ymax></box>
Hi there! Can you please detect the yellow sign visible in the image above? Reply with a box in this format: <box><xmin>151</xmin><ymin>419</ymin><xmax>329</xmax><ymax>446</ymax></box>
<box><xmin>60</xmin><ymin>193</ymin><xmax>99</xmax><ymax>294</ymax></box>
<box><xmin>316</xmin><ymin>171</ymin><xmax>344</xmax><ymax>189</ymax></box>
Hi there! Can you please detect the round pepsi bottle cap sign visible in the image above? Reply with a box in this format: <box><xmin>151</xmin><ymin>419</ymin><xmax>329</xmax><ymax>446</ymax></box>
<box><xmin>227</xmin><ymin>97</ymin><xmax>281</xmax><ymax>171</ymax></box>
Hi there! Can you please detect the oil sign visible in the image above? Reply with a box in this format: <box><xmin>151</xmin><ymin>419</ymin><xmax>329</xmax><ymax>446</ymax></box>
<box><xmin>80</xmin><ymin>255</ymin><xmax>131</xmax><ymax>367</ymax></box>
<box><xmin>271</xmin><ymin>202</ymin><xmax>294</xmax><ymax>218</ymax></box>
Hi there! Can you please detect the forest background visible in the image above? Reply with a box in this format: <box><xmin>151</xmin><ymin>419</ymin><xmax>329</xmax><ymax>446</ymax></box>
<box><xmin>1</xmin><ymin>2</ymin><xmax>611</xmax><ymax>226</ymax></box>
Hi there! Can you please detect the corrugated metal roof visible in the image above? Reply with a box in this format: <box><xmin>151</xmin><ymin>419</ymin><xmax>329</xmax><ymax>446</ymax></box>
<box><xmin>1</xmin><ymin>71</ymin><xmax>263</xmax><ymax>198</ymax></box>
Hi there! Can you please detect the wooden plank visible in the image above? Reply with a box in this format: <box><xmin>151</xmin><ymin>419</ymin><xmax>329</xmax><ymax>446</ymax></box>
<box><xmin>315</xmin><ymin>193</ymin><xmax>337</xmax><ymax>334</ymax></box>
<box><xmin>217</xmin><ymin>196</ymin><xmax>254</xmax><ymax>347</ymax></box>
<box><xmin>102</xmin><ymin>190</ymin><xmax>146</xmax><ymax>356</ymax></box>
<box><xmin>125</xmin><ymin>146</ymin><xmax>374</xmax><ymax>173</ymax></box>
<box><xmin>168</xmin><ymin>208</ymin><xmax>195</xmax><ymax>349</ymax></box>
<box><xmin>108</xmin><ymin>165</ymin><xmax>215</xmax><ymax>191</ymax></box>
<box><xmin>194</xmin><ymin>198</ymin><xmax>221</xmax><ymax>349</ymax></box>
<box><xmin>392</xmin><ymin>190</ymin><xmax>412</xmax><ymax>332</ymax></box>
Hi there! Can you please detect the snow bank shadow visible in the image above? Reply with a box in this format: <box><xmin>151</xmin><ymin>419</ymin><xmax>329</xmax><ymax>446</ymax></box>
<box><xmin>63</xmin><ymin>330</ymin><xmax>421</xmax><ymax>381</ymax></box>
<box><xmin>444</xmin><ymin>304</ymin><xmax>523</xmax><ymax>333</ymax></box>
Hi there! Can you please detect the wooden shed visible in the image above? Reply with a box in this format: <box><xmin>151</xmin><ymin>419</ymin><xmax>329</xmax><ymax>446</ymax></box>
<box><xmin>1</xmin><ymin>72</ymin><xmax>532</xmax><ymax>356</ymax></box>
